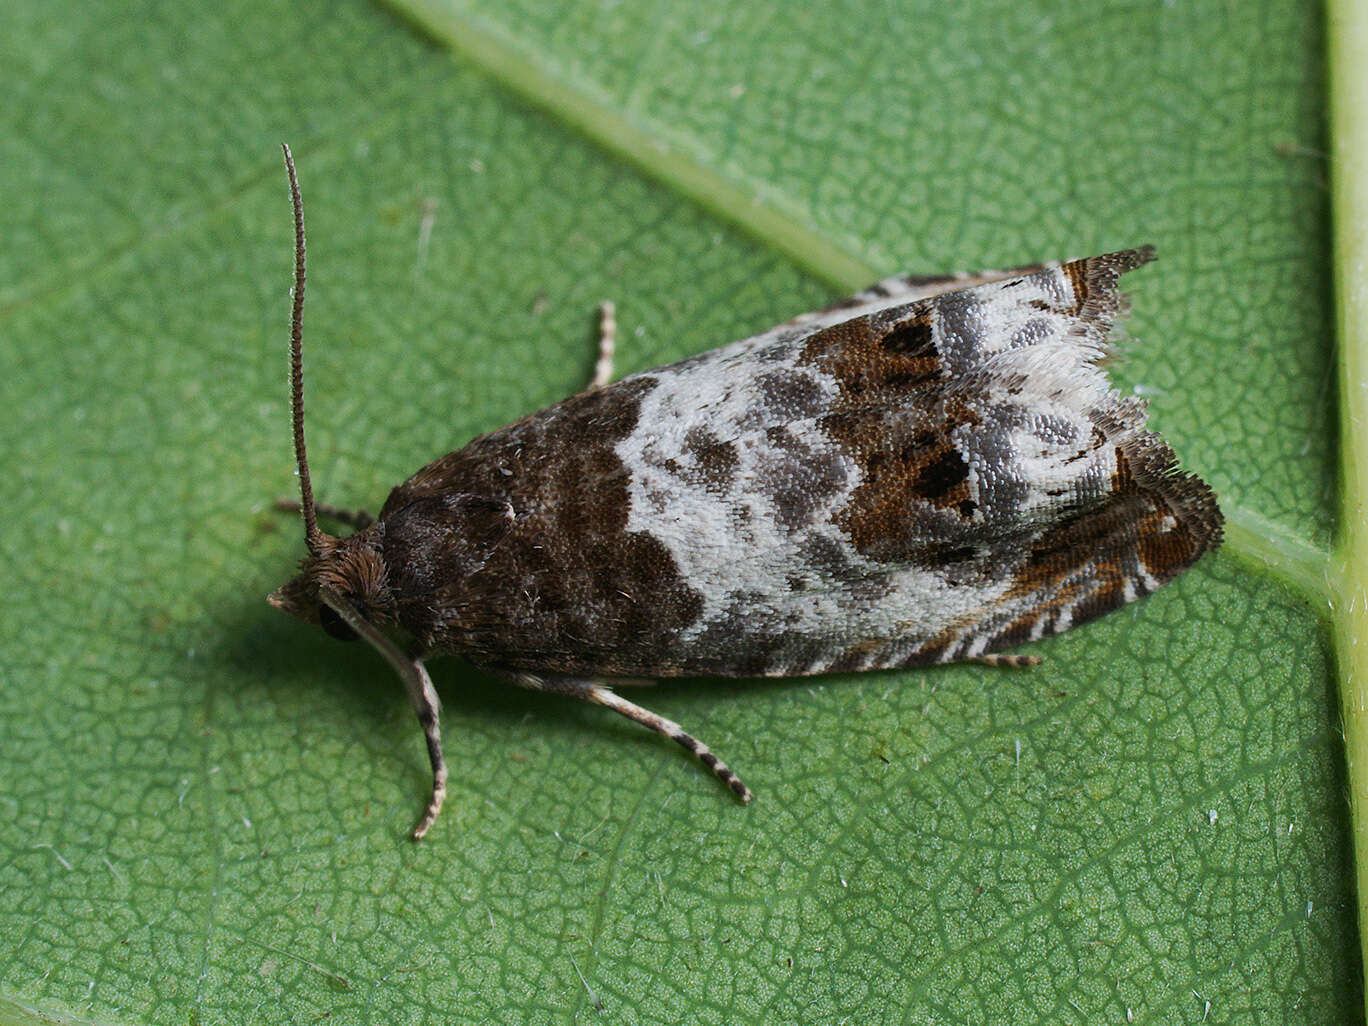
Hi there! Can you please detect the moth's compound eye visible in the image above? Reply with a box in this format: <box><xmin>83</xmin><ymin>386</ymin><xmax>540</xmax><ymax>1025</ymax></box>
<box><xmin>319</xmin><ymin>604</ymin><xmax>359</xmax><ymax>642</ymax></box>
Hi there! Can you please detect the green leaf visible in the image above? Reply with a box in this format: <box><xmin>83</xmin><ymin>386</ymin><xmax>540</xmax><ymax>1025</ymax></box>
<box><xmin>0</xmin><ymin>0</ymin><xmax>1354</xmax><ymax>1023</ymax></box>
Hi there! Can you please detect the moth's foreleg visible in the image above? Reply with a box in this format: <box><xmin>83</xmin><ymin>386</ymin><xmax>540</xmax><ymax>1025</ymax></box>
<box><xmin>509</xmin><ymin>671</ymin><xmax>753</xmax><ymax>803</ymax></box>
<box><xmin>585</xmin><ymin>300</ymin><xmax>616</xmax><ymax>391</ymax></box>
<box><xmin>273</xmin><ymin>498</ymin><xmax>375</xmax><ymax>531</ymax></box>
<box><xmin>402</xmin><ymin>654</ymin><xmax>448</xmax><ymax>841</ymax></box>
<box><xmin>316</xmin><ymin>589</ymin><xmax>447</xmax><ymax>841</ymax></box>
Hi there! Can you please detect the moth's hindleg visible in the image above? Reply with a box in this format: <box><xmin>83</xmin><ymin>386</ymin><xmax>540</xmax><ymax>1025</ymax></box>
<box><xmin>510</xmin><ymin>671</ymin><xmax>753</xmax><ymax>802</ymax></box>
<box><xmin>273</xmin><ymin>498</ymin><xmax>375</xmax><ymax>531</ymax></box>
<box><xmin>971</xmin><ymin>653</ymin><xmax>1042</xmax><ymax>668</ymax></box>
<box><xmin>585</xmin><ymin>300</ymin><xmax>616</xmax><ymax>391</ymax></box>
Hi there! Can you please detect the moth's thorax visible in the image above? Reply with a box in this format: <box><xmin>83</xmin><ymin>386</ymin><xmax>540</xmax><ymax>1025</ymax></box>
<box><xmin>376</xmin><ymin>492</ymin><xmax>519</xmax><ymax>644</ymax></box>
<box><xmin>268</xmin><ymin>525</ymin><xmax>395</xmax><ymax>628</ymax></box>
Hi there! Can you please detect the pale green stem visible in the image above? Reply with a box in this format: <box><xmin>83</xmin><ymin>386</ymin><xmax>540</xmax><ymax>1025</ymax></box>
<box><xmin>1328</xmin><ymin>0</ymin><xmax>1368</xmax><ymax>1003</ymax></box>
<box><xmin>382</xmin><ymin>0</ymin><xmax>879</xmax><ymax>293</ymax></box>
<box><xmin>1221</xmin><ymin>506</ymin><xmax>1332</xmax><ymax>609</ymax></box>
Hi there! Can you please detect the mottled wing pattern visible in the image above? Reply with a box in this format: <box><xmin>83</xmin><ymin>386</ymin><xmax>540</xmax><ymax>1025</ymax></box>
<box><xmin>386</xmin><ymin>248</ymin><xmax>1221</xmax><ymax>678</ymax></box>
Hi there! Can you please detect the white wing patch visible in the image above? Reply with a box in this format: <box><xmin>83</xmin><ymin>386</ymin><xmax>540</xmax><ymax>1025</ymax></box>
<box><xmin>602</xmin><ymin>249</ymin><xmax>1215</xmax><ymax>677</ymax></box>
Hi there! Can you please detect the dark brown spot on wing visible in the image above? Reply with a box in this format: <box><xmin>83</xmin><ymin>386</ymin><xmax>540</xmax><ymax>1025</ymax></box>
<box><xmin>662</xmin><ymin>426</ymin><xmax>739</xmax><ymax>491</ymax></box>
<box><xmin>821</xmin><ymin>406</ymin><xmax>980</xmax><ymax>564</ymax></box>
<box><xmin>790</xmin><ymin>305</ymin><xmax>985</xmax><ymax>564</ymax></box>
<box><xmin>914</xmin><ymin>447</ymin><xmax>969</xmax><ymax>502</ymax></box>
<box><xmin>799</xmin><ymin>310</ymin><xmax>944</xmax><ymax>407</ymax></box>
<box><xmin>879</xmin><ymin>312</ymin><xmax>935</xmax><ymax>358</ymax></box>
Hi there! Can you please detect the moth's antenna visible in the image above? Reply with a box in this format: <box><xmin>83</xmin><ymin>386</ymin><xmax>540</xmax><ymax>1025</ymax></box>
<box><xmin>281</xmin><ymin>144</ymin><xmax>330</xmax><ymax>555</ymax></box>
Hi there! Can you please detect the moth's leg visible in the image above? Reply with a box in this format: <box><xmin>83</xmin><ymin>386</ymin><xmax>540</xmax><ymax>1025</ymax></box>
<box><xmin>971</xmin><ymin>653</ymin><xmax>1042</xmax><ymax>668</ymax></box>
<box><xmin>401</xmin><ymin>652</ymin><xmax>448</xmax><ymax>841</ymax></box>
<box><xmin>585</xmin><ymin>300</ymin><xmax>616</xmax><ymax>391</ymax></box>
<box><xmin>273</xmin><ymin>498</ymin><xmax>375</xmax><ymax>531</ymax></box>
<box><xmin>504</xmin><ymin>670</ymin><xmax>754</xmax><ymax>802</ymax></box>
<box><xmin>317</xmin><ymin>588</ymin><xmax>447</xmax><ymax>841</ymax></box>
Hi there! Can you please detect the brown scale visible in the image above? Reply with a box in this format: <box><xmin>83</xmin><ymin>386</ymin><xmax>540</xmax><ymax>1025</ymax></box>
<box><xmin>825</xmin><ymin>421</ymin><xmax>979</xmax><ymax>562</ymax></box>
<box><xmin>679</xmin><ymin>426</ymin><xmax>740</xmax><ymax>492</ymax></box>
<box><xmin>1060</xmin><ymin>257</ymin><xmax>1092</xmax><ymax>315</ymax></box>
<box><xmin>800</xmin><ymin>309</ymin><xmax>943</xmax><ymax>408</ymax></box>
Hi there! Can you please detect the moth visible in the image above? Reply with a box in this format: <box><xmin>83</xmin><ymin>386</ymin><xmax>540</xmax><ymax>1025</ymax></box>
<box><xmin>269</xmin><ymin>146</ymin><xmax>1222</xmax><ymax>839</ymax></box>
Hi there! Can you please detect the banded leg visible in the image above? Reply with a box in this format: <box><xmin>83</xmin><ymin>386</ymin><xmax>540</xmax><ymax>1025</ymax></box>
<box><xmin>318</xmin><ymin>588</ymin><xmax>448</xmax><ymax>841</ymax></box>
<box><xmin>403</xmin><ymin>654</ymin><xmax>448</xmax><ymax>841</ymax></box>
<box><xmin>274</xmin><ymin>498</ymin><xmax>375</xmax><ymax>531</ymax></box>
<box><xmin>586</xmin><ymin>300</ymin><xmax>616</xmax><ymax>390</ymax></box>
<box><xmin>971</xmin><ymin>653</ymin><xmax>1042</xmax><ymax>668</ymax></box>
<box><xmin>506</xmin><ymin>671</ymin><xmax>753</xmax><ymax>802</ymax></box>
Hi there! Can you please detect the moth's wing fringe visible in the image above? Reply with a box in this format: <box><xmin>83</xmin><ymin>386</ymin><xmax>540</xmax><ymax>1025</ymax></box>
<box><xmin>1080</xmin><ymin>247</ymin><xmax>1157</xmax><ymax>313</ymax></box>
<box><xmin>1062</xmin><ymin>245</ymin><xmax>1157</xmax><ymax>356</ymax></box>
<box><xmin>1083</xmin><ymin>247</ymin><xmax>1223</xmax><ymax>560</ymax></box>
<box><xmin>1117</xmin><ymin>429</ymin><xmax>1224</xmax><ymax>558</ymax></box>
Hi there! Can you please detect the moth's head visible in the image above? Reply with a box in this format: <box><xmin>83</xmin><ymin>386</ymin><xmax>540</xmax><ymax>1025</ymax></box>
<box><xmin>269</xmin><ymin>528</ymin><xmax>396</xmax><ymax>641</ymax></box>
<box><xmin>269</xmin><ymin>145</ymin><xmax>396</xmax><ymax>645</ymax></box>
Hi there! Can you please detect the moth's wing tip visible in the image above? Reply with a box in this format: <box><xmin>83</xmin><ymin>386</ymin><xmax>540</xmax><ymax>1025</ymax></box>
<box><xmin>1122</xmin><ymin>432</ymin><xmax>1226</xmax><ymax>562</ymax></box>
<box><xmin>1087</xmin><ymin>246</ymin><xmax>1157</xmax><ymax>274</ymax></box>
